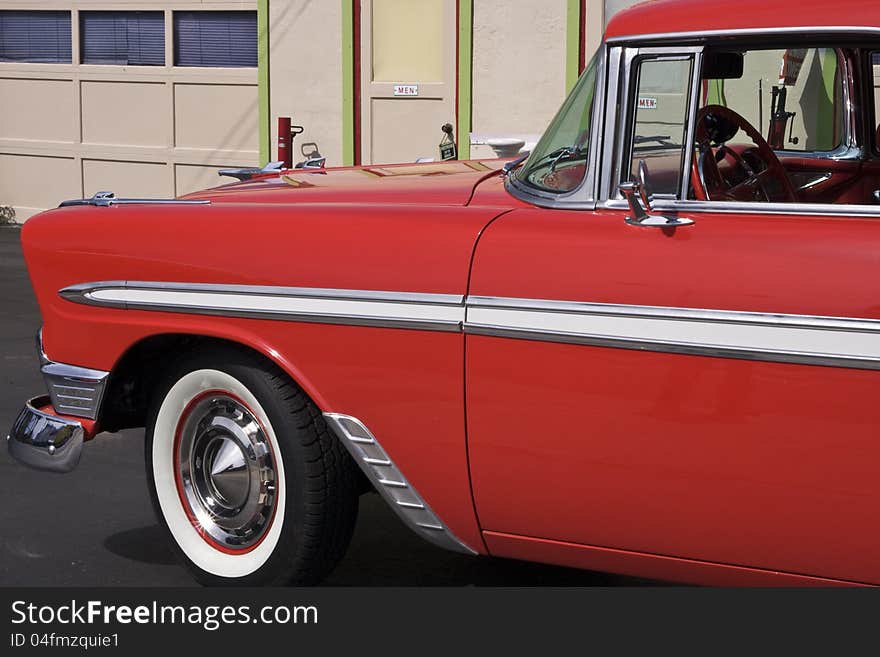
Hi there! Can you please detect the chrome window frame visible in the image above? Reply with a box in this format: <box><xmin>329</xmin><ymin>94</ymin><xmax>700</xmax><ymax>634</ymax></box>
<box><xmin>599</xmin><ymin>26</ymin><xmax>880</xmax><ymax>218</ymax></box>
<box><xmin>607</xmin><ymin>45</ymin><xmax>703</xmax><ymax>202</ymax></box>
<box><xmin>504</xmin><ymin>43</ymin><xmax>608</xmax><ymax>210</ymax></box>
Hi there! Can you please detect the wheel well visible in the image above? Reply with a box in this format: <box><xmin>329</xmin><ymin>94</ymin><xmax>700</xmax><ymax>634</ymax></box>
<box><xmin>99</xmin><ymin>334</ymin><xmax>288</xmax><ymax>432</ymax></box>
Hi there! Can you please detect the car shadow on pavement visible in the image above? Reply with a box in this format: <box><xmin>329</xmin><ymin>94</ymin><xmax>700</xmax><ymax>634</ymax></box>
<box><xmin>101</xmin><ymin>494</ymin><xmax>663</xmax><ymax>585</ymax></box>
<box><xmin>103</xmin><ymin>526</ymin><xmax>179</xmax><ymax>566</ymax></box>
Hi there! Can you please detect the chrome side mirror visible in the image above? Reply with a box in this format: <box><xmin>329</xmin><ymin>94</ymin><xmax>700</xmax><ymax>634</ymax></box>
<box><xmin>619</xmin><ymin>181</ymin><xmax>650</xmax><ymax>224</ymax></box>
<box><xmin>619</xmin><ymin>159</ymin><xmax>695</xmax><ymax>228</ymax></box>
<box><xmin>637</xmin><ymin>159</ymin><xmax>654</xmax><ymax>211</ymax></box>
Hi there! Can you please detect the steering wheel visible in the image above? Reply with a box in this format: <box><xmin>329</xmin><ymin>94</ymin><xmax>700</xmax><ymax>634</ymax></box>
<box><xmin>691</xmin><ymin>105</ymin><xmax>797</xmax><ymax>203</ymax></box>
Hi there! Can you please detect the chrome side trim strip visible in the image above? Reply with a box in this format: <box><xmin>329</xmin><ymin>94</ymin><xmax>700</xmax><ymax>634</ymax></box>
<box><xmin>323</xmin><ymin>413</ymin><xmax>477</xmax><ymax>556</ymax></box>
<box><xmin>60</xmin><ymin>281</ymin><xmax>465</xmax><ymax>332</ymax></box>
<box><xmin>466</xmin><ymin>296</ymin><xmax>880</xmax><ymax>334</ymax></box>
<box><xmin>464</xmin><ymin>323</ymin><xmax>880</xmax><ymax>371</ymax></box>
<box><xmin>465</xmin><ymin>297</ymin><xmax>880</xmax><ymax>370</ymax></box>
<box><xmin>60</xmin><ymin>280</ymin><xmax>880</xmax><ymax>370</ymax></box>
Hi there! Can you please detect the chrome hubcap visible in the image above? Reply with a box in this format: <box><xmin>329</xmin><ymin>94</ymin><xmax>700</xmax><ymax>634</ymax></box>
<box><xmin>176</xmin><ymin>394</ymin><xmax>277</xmax><ymax>550</ymax></box>
<box><xmin>201</xmin><ymin>436</ymin><xmax>250</xmax><ymax>510</ymax></box>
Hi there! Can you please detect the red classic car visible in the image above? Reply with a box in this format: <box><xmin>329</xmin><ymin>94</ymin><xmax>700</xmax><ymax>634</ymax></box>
<box><xmin>10</xmin><ymin>0</ymin><xmax>880</xmax><ymax>586</ymax></box>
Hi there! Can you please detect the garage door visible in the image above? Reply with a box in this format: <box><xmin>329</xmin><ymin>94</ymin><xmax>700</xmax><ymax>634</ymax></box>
<box><xmin>0</xmin><ymin>4</ymin><xmax>259</xmax><ymax>222</ymax></box>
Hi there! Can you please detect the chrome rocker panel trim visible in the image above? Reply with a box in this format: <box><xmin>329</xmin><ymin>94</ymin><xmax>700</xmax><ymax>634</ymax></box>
<box><xmin>324</xmin><ymin>413</ymin><xmax>477</xmax><ymax>556</ymax></box>
<box><xmin>7</xmin><ymin>395</ymin><xmax>85</xmax><ymax>473</ymax></box>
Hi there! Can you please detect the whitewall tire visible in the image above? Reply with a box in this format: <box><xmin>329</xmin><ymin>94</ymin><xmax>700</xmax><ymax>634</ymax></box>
<box><xmin>145</xmin><ymin>346</ymin><xmax>359</xmax><ymax>586</ymax></box>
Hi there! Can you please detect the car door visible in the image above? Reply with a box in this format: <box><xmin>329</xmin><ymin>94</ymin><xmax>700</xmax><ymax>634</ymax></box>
<box><xmin>466</xmin><ymin>44</ymin><xmax>880</xmax><ymax>584</ymax></box>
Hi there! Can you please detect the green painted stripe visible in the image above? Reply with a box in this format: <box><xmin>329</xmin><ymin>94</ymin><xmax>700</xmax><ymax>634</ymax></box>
<box><xmin>342</xmin><ymin>0</ymin><xmax>355</xmax><ymax>166</ymax></box>
<box><xmin>565</xmin><ymin>0</ymin><xmax>581</xmax><ymax>92</ymax></box>
<box><xmin>257</xmin><ymin>0</ymin><xmax>270</xmax><ymax>165</ymax></box>
<box><xmin>457</xmin><ymin>0</ymin><xmax>473</xmax><ymax>161</ymax></box>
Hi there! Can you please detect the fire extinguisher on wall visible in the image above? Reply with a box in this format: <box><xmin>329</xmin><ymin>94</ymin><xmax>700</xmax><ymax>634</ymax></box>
<box><xmin>277</xmin><ymin>117</ymin><xmax>304</xmax><ymax>169</ymax></box>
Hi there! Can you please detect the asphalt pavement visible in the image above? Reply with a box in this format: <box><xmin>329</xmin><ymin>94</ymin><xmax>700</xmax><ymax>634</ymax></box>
<box><xmin>0</xmin><ymin>225</ymin><xmax>647</xmax><ymax>586</ymax></box>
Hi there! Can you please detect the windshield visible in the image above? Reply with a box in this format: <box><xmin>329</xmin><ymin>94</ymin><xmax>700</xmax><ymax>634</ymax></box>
<box><xmin>516</xmin><ymin>52</ymin><xmax>599</xmax><ymax>194</ymax></box>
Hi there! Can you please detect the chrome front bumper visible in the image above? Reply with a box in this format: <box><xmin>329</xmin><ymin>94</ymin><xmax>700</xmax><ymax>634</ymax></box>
<box><xmin>7</xmin><ymin>395</ymin><xmax>85</xmax><ymax>473</ymax></box>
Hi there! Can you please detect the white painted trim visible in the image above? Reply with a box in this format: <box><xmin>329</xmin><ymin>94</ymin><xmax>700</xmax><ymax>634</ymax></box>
<box><xmin>465</xmin><ymin>305</ymin><xmax>880</xmax><ymax>363</ymax></box>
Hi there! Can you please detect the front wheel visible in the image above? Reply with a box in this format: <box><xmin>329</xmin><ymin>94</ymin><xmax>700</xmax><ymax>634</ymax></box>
<box><xmin>145</xmin><ymin>347</ymin><xmax>359</xmax><ymax>585</ymax></box>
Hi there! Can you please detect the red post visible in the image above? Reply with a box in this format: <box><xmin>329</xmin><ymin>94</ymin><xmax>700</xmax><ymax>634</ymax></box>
<box><xmin>277</xmin><ymin>116</ymin><xmax>292</xmax><ymax>169</ymax></box>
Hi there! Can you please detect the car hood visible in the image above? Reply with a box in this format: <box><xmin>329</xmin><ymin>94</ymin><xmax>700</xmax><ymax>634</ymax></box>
<box><xmin>182</xmin><ymin>159</ymin><xmax>506</xmax><ymax>206</ymax></box>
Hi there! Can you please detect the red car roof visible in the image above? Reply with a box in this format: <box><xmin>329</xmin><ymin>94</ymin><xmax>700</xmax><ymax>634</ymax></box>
<box><xmin>605</xmin><ymin>0</ymin><xmax>880</xmax><ymax>40</ymax></box>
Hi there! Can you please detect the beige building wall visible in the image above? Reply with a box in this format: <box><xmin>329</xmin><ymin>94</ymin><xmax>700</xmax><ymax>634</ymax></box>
<box><xmin>470</xmin><ymin>0</ymin><xmax>608</xmax><ymax>159</ymax></box>
<box><xmin>0</xmin><ymin>0</ymin><xmax>259</xmax><ymax>222</ymax></box>
<box><xmin>470</xmin><ymin>0</ymin><xmax>568</xmax><ymax>159</ymax></box>
<box><xmin>268</xmin><ymin>0</ymin><xmax>343</xmax><ymax>167</ymax></box>
<box><xmin>585</xmin><ymin>0</ymin><xmax>605</xmax><ymax>62</ymax></box>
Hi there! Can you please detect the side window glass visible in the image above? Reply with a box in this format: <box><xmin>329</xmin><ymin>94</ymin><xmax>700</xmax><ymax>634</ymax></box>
<box><xmin>709</xmin><ymin>48</ymin><xmax>844</xmax><ymax>153</ymax></box>
<box><xmin>691</xmin><ymin>47</ymin><xmax>850</xmax><ymax>204</ymax></box>
<box><xmin>627</xmin><ymin>57</ymin><xmax>694</xmax><ymax>197</ymax></box>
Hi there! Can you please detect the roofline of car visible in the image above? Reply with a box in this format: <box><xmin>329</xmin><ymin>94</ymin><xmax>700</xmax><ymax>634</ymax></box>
<box><xmin>606</xmin><ymin>25</ymin><xmax>880</xmax><ymax>45</ymax></box>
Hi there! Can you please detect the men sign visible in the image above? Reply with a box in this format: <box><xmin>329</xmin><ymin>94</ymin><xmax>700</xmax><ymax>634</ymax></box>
<box><xmin>393</xmin><ymin>84</ymin><xmax>419</xmax><ymax>97</ymax></box>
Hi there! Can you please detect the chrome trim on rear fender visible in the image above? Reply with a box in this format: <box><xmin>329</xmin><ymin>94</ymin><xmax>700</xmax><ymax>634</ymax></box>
<box><xmin>7</xmin><ymin>396</ymin><xmax>85</xmax><ymax>473</ymax></box>
<box><xmin>323</xmin><ymin>413</ymin><xmax>477</xmax><ymax>556</ymax></box>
